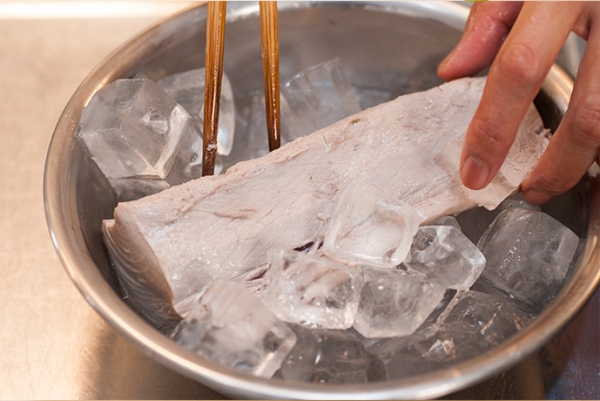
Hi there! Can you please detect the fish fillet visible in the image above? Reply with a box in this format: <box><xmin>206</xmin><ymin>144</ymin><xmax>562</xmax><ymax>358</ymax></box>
<box><xmin>102</xmin><ymin>77</ymin><xmax>548</xmax><ymax>325</ymax></box>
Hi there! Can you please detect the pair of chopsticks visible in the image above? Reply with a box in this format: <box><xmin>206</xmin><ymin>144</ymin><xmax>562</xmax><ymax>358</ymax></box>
<box><xmin>202</xmin><ymin>1</ymin><xmax>280</xmax><ymax>176</ymax></box>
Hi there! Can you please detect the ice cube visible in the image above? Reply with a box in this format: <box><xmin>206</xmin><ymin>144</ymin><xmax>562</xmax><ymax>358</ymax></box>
<box><xmin>405</xmin><ymin>226</ymin><xmax>486</xmax><ymax>290</ymax></box>
<box><xmin>353</xmin><ymin>266</ymin><xmax>445</xmax><ymax>338</ymax></box>
<box><xmin>455</xmin><ymin>196</ymin><xmax>540</xmax><ymax>244</ymax></box>
<box><xmin>107</xmin><ymin>176</ymin><xmax>170</xmax><ymax>202</ymax></box>
<box><xmin>427</xmin><ymin>215</ymin><xmax>461</xmax><ymax>229</ymax></box>
<box><xmin>434</xmin><ymin>109</ymin><xmax>548</xmax><ymax>210</ymax></box>
<box><xmin>280</xmin><ymin>58</ymin><xmax>361</xmax><ymax>143</ymax></box>
<box><xmin>366</xmin><ymin>291</ymin><xmax>530</xmax><ymax>379</ymax></box>
<box><xmin>476</xmin><ymin>208</ymin><xmax>579</xmax><ymax>312</ymax></box>
<box><xmin>436</xmin><ymin>290</ymin><xmax>532</xmax><ymax>359</ymax></box>
<box><xmin>157</xmin><ymin>68</ymin><xmax>236</xmax><ymax>156</ymax></box>
<box><xmin>260</xmin><ymin>250</ymin><xmax>363</xmax><ymax>329</ymax></box>
<box><xmin>221</xmin><ymin>91</ymin><xmax>270</xmax><ymax>171</ymax></box>
<box><xmin>323</xmin><ymin>181</ymin><xmax>422</xmax><ymax>268</ymax></box>
<box><xmin>366</xmin><ymin>328</ymin><xmax>453</xmax><ymax>379</ymax></box>
<box><xmin>418</xmin><ymin>289</ymin><xmax>458</xmax><ymax>329</ymax></box>
<box><xmin>77</xmin><ymin>78</ymin><xmax>198</xmax><ymax>180</ymax></box>
<box><xmin>498</xmin><ymin>197</ymin><xmax>541</xmax><ymax>213</ymax></box>
<box><xmin>171</xmin><ymin>280</ymin><xmax>296</xmax><ymax>378</ymax></box>
<box><xmin>352</xmin><ymin>85</ymin><xmax>391</xmax><ymax>110</ymax></box>
<box><xmin>280</xmin><ymin>325</ymin><xmax>386</xmax><ymax>384</ymax></box>
<box><xmin>162</xmin><ymin>125</ymin><xmax>212</xmax><ymax>186</ymax></box>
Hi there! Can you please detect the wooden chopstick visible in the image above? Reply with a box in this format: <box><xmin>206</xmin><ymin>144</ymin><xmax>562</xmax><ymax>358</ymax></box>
<box><xmin>259</xmin><ymin>1</ymin><xmax>281</xmax><ymax>152</ymax></box>
<box><xmin>202</xmin><ymin>1</ymin><xmax>227</xmax><ymax>176</ymax></box>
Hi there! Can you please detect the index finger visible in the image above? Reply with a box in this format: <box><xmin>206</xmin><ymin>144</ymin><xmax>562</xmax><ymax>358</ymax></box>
<box><xmin>460</xmin><ymin>2</ymin><xmax>586</xmax><ymax>190</ymax></box>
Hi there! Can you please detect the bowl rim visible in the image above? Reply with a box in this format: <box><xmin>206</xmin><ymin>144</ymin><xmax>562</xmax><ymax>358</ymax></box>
<box><xmin>43</xmin><ymin>2</ymin><xmax>600</xmax><ymax>399</ymax></box>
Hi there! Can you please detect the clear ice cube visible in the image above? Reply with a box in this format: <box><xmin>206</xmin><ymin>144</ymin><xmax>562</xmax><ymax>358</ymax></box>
<box><xmin>367</xmin><ymin>290</ymin><xmax>531</xmax><ymax>379</ymax></box>
<box><xmin>455</xmin><ymin>196</ymin><xmax>540</xmax><ymax>244</ymax></box>
<box><xmin>436</xmin><ymin>290</ymin><xmax>532</xmax><ymax>359</ymax></box>
<box><xmin>280</xmin><ymin>58</ymin><xmax>361</xmax><ymax>143</ymax></box>
<box><xmin>77</xmin><ymin>78</ymin><xmax>198</xmax><ymax>180</ymax></box>
<box><xmin>157</xmin><ymin>68</ymin><xmax>236</xmax><ymax>156</ymax></box>
<box><xmin>427</xmin><ymin>215</ymin><xmax>461</xmax><ymax>229</ymax></box>
<box><xmin>323</xmin><ymin>181</ymin><xmax>422</xmax><ymax>268</ymax></box>
<box><xmin>434</xmin><ymin>115</ymin><xmax>548</xmax><ymax>210</ymax></box>
<box><xmin>365</xmin><ymin>328</ymin><xmax>454</xmax><ymax>379</ymax></box>
<box><xmin>77</xmin><ymin>78</ymin><xmax>208</xmax><ymax>200</ymax></box>
<box><xmin>107</xmin><ymin>176</ymin><xmax>170</xmax><ymax>202</ymax></box>
<box><xmin>476</xmin><ymin>208</ymin><xmax>579</xmax><ymax>312</ymax></box>
<box><xmin>171</xmin><ymin>280</ymin><xmax>296</xmax><ymax>378</ymax></box>
<box><xmin>260</xmin><ymin>250</ymin><xmax>363</xmax><ymax>329</ymax></box>
<box><xmin>280</xmin><ymin>325</ymin><xmax>386</xmax><ymax>384</ymax></box>
<box><xmin>405</xmin><ymin>226</ymin><xmax>486</xmax><ymax>290</ymax></box>
<box><xmin>352</xmin><ymin>85</ymin><xmax>391</xmax><ymax>110</ymax></box>
<box><xmin>220</xmin><ymin>91</ymin><xmax>270</xmax><ymax>171</ymax></box>
<box><xmin>353</xmin><ymin>266</ymin><xmax>445</xmax><ymax>338</ymax></box>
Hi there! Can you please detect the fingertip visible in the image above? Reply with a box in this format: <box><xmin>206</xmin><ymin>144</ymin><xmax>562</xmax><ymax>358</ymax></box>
<box><xmin>522</xmin><ymin>173</ymin><xmax>554</xmax><ymax>205</ymax></box>
<box><xmin>460</xmin><ymin>155</ymin><xmax>491</xmax><ymax>190</ymax></box>
<box><xmin>523</xmin><ymin>188</ymin><xmax>552</xmax><ymax>205</ymax></box>
<box><xmin>437</xmin><ymin>48</ymin><xmax>458</xmax><ymax>81</ymax></box>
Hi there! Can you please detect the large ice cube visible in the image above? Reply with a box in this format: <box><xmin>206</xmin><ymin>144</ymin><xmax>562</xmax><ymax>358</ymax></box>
<box><xmin>427</xmin><ymin>215</ymin><xmax>461</xmax><ymax>230</ymax></box>
<box><xmin>157</xmin><ymin>68</ymin><xmax>236</xmax><ymax>156</ymax></box>
<box><xmin>366</xmin><ymin>328</ymin><xmax>454</xmax><ymax>379</ymax></box>
<box><xmin>353</xmin><ymin>267</ymin><xmax>445</xmax><ymax>338</ymax></box>
<box><xmin>171</xmin><ymin>280</ymin><xmax>296</xmax><ymax>378</ymax></box>
<box><xmin>476</xmin><ymin>208</ymin><xmax>579</xmax><ymax>312</ymax></box>
<box><xmin>280</xmin><ymin>58</ymin><xmax>361</xmax><ymax>143</ymax></box>
<box><xmin>220</xmin><ymin>91</ymin><xmax>270</xmax><ymax>171</ymax></box>
<box><xmin>280</xmin><ymin>325</ymin><xmax>386</xmax><ymax>384</ymax></box>
<box><xmin>106</xmin><ymin>176</ymin><xmax>170</xmax><ymax>202</ymax></box>
<box><xmin>405</xmin><ymin>226</ymin><xmax>486</xmax><ymax>290</ymax></box>
<box><xmin>366</xmin><ymin>290</ymin><xmax>531</xmax><ymax>379</ymax></box>
<box><xmin>435</xmin><ymin>105</ymin><xmax>548</xmax><ymax>210</ymax></box>
<box><xmin>260</xmin><ymin>250</ymin><xmax>363</xmax><ymax>329</ymax></box>
<box><xmin>323</xmin><ymin>181</ymin><xmax>422</xmax><ymax>268</ymax></box>
<box><xmin>436</xmin><ymin>290</ymin><xmax>531</xmax><ymax>359</ymax></box>
<box><xmin>77</xmin><ymin>78</ymin><xmax>197</xmax><ymax>180</ymax></box>
<box><xmin>352</xmin><ymin>85</ymin><xmax>391</xmax><ymax>110</ymax></box>
<box><xmin>456</xmin><ymin>196</ymin><xmax>541</xmax><ymax>244</ymax></box>
<box><xmin>77</xmin><ymin>78</ymin><xmax>208</xmax><ymax>200</ymax></box>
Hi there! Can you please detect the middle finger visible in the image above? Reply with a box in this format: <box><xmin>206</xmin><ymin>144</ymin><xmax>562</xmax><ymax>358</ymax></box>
<box><xmin>460</xmin><ymin>2</ymin><xmax>586</xmax><ymax>190</ymax></box>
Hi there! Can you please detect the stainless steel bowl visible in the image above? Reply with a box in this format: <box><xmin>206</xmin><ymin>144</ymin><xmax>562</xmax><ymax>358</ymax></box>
<box><xmin>44</xmin><ymin>2</ymin><xmax>600</xmax><ymax>399</ymax></box>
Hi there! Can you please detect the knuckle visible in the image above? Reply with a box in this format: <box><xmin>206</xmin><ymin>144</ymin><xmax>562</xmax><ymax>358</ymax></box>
<box><xmin>530</xmin><ymin>172</ymin><xmax>569</xmax><ymax>196</ymax></box>
<box><xmin>496</xmin><ymin>42</ymin><xmax>541</xmax><ymax>85</ymax></box>
<box><xmin>470</xmin><ymin>118</ymin><xmax>514</xmax><ymax>150</ymax></box>
<box><xmin>571</xmin><ymin>95</ymin><xmax>600</xmax><ymax>146</ymax></box>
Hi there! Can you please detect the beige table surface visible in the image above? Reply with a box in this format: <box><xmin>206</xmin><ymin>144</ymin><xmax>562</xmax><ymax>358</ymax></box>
<box><xmin>0</xmin><ymin>2</ymin><xmax>223</xmax><ymax>398</ymax></box>
<box><xmin>0</xmin><ymin>2</ymin><xmax>597</xmax><ymax>400</ymax></box>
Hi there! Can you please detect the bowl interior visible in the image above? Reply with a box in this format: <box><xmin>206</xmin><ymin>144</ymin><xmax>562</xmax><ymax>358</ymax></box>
<box><xmin>46</xmin><ymin>2</ymin><xmax>599</xmax><ymax>399</ymax></box>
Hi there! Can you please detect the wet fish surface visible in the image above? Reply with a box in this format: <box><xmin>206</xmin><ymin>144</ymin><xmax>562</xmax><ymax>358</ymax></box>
<box><xmin>102</xmin><ymin>77</ymin><xmax>548</xmax><ymax>325</ymax></box>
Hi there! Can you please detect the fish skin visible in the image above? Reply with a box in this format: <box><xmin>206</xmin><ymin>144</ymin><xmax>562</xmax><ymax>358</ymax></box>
<box><xmin>102</xmin><ymin>77</ymin><xmax>548</xmax><ymax>324</ymax></box>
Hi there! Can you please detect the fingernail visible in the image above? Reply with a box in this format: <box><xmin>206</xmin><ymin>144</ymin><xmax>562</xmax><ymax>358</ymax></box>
<box><xmin>524</xmin><ymin>189</ymin><xmax>552</xmax><ymax>205</ymax></box>
<box><xmin>460</xmin><ymin>155</ymin><xmax>490</xmax><ymax>190</ymax></box>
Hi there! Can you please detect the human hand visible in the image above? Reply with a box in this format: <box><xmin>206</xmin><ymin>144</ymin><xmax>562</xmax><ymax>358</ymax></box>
<box><xmin>438</xmin><ymin>2</ymin><xmax>599</xmax><ymax>204</ymax></box>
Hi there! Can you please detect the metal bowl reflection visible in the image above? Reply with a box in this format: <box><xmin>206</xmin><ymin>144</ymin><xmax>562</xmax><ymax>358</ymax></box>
<box><xmin>44</xmin><ymin>2</ymin><xmax>600</xmax><ymax>399</ymax></box>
